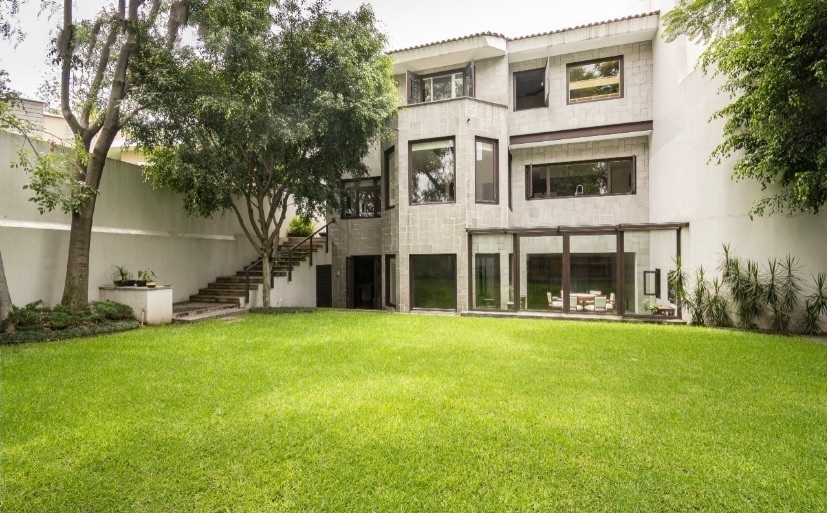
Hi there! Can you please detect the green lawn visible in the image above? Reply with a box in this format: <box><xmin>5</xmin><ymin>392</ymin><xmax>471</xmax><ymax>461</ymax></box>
<box><xmin>3</xmin><ymin>311</ymin><xmax>827</xmax><ymax>512</ymax></box>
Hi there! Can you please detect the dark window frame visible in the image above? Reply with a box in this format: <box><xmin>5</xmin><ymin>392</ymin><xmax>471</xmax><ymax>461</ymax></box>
<box><xmin>409</xmin><ymin>253</ymin><xmax>458</xmax><ymax>311</ymax></box>
<box><xmin>566</xmin><ymin>55</ymin><xmax>624</xmax><ymax>105</ymax></box>
<box><xmin>340</xmin><ymin>176</ymin><xmax>382</xmax><ymax>219</ymax></box>
<box><xmin>474</xmin><ymin>136</ymin><xmax>499</xmax><ymax>205</ymax></box>
<box><xmin>408</xmin><ymin>136</ymin><xmax>457</xmax><ymax>206</ymax></box>
<box><xmin>513</xmin><ymin>67</ymin><xmax>547</xmax><ymax>112</ymax></box>
<box><xmin>524</xmin><ymin>156</ymin><xmax>636</xmax><ymax>200</ymax></box>
<box><xmin>385</xmin><ymin>254</ymin><xmax>397</xmax><ymax>307</ymax></box>
<box><xmin>383</xmin><ymin>145</ymin><xmax>396</xmax><ymax>210</ymax></box>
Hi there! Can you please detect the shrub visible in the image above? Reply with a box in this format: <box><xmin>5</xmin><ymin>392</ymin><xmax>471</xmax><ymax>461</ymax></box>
<box><xmin>89</xmin><ymin>301</ymin><xmax>136</xmax><ymax>322</ymax></box>
<box><xmin>0</xmin><ymin>300</ymin><xmax>136</xmax><ymax>343</ymax></box>
<box><xmin>800</xmin><ymin>273</ymin><xmax>827</xmax><ymax>335</ymax></box>
<box><xmin>287</xmin><ymin>216</ymin><xmax>314</xmax><ymax>237</ymax></box>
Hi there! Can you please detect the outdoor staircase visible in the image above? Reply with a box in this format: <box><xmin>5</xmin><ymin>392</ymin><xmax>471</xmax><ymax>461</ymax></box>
<box><xmin>186</xmin><ymin>236</ymin><xmax>327</xmax><ymax>308</ymax></box>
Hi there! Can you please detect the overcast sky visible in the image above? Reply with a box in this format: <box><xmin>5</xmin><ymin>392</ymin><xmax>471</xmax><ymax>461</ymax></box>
<box><xmin>1</xmin><ymin>0</ymin><xmax>657</xmax><ymax>99</ymax></box>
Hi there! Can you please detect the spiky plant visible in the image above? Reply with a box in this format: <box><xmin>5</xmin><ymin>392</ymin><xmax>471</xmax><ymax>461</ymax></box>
<box><xmin>800</xmin><ymin>273</ymin><xmax>827</xmax><ymax>335</ymax></box>
<box><xmin>706</xmin><ymin>277</ymin><xmax>732</xmax><ymax>327</ymax></box>
<box><xmin>764</xmin><ymin>256</ymin><xmax>801</xmax><ymax>332</ymax></box>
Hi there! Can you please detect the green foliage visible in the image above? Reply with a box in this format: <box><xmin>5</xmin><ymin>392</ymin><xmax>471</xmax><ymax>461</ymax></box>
<box><xmin>133</xmin><ymin>0</ymin><xmax>398</xmax><ymax>241</ymax></box>
<box><xmin>286</xmin><ymin>216</ymin><xmax>314</xmax><ymax>237</ymax></box>
<box><xmin>0</xmin><ymin>299</ymin><xmax>136</xmax><ymax>337</ymax></box>
<box><xmin>669</xmin><ymin>258</ymin><xmax>709</xmax><ymax>325</ymax></box>
<box><xmin>0</xmin><ymin>320</ymin><xmax>138</xmax><ymax>345</ymax></box>
<box><xmin>137</xmin><ymin>269</ymin><xmax>156</xmax><ymax>282</ymax></box>
<box><xmin>800</xmin><ymin>273</ymin><xmax>827</xmax><ymax>335</ymax></box>
<box><xmin>107</xmin><ymin>265</ymin><xmax>133</xmax><ymax>283</ymax></box>
<box><xmin>664</xmin><ymin>0</ymin><xmax>827</xmax><ymax>216</ymax></box>
<box><xmin>706</xmin><ymin>277</ymin><xmax>732</xmax><ymax>327</ymax></box>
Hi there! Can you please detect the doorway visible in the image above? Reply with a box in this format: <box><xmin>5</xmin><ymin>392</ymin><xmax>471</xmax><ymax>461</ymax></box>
<box><xmin>346</xmin><ymin>255</ymin><xmax>381</xmax><ymax>309</ymax></box>
<box><xmin>316</xmin><ymin>265</ymin><xmax>332</xmax><ymax>307</ymax></box>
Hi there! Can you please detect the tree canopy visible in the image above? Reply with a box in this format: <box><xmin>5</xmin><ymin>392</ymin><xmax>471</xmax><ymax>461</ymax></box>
<box><xmin>132</xmin><ymin>0</ymin><xmax>398</xmax><ymax>306</ymax></box>
<box><xmin>664</xmin><ymin>0</ymin><xmax>827</xmax><ymax>217</ymax></box>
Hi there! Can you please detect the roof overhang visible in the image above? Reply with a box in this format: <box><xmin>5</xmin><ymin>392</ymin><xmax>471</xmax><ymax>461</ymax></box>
<box><xmin>506</xmin><ymin>13</ymin><xmax>660</xmax><ymax>64</ymax></box>
<box><xmin>509</xmin><ymin>121</ymin><xmax>653</xmax><ymax>150</ymax></box>
<box><xmin>391</xmin><ymin>34</ymin><xmax>508</xmax><ymax>75</ymax></box>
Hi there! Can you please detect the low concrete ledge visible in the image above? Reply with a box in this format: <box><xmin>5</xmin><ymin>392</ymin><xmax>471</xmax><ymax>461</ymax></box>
<box><xmin>99</xmin><ymin>286</ymin><xmax>173</xmax><ymax>325</ymax></box>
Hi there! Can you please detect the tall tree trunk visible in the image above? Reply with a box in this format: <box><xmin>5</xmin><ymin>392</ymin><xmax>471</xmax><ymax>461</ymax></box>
<box><xmin>261</xmin><ymin>249</ymin><xmax>272</xmax><ymax>308</ymax></box>
<box><xmin>0</xmin><ymin>249</ymin><xmax>14</xmax><ymax>333</ymax></box>
<box><xmin>61</xmin><ymin>199</ymin><xmax>96</xmax><ymax>310</ymax></box>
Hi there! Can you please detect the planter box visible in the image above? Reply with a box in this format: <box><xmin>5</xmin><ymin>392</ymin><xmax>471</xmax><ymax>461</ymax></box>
<box><xmin>99</xmin><ymin>286</ymin><xmax>173</xmax><ymax>325</ymax></box>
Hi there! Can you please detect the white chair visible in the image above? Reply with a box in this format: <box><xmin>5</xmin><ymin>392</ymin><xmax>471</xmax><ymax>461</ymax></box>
<box><xmin>585</xmin><ymin>296</ymin><xmax>608</xmax><ymax>312</ymax></box>
<box><xmin>547</xmin><ymin>291</ymin><xmax>563</xmax><ymax>311</ymax></box>
<box><xmin>606</xmin><ymin>292</ymin><xmax>616</xmax><ymax>311</ymax></box>
<box><xmin>569</xmin><ymin>294</ymin><xmax>583</xmax><ymax>311</ymax></box>
<box><xmin>589</xmin><ymin>290</ymin><xmax>602</xmax><ymax>296</ymax></box>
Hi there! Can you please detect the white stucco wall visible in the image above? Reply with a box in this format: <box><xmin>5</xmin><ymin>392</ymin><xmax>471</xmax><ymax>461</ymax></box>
<box><xmin>0</xmin><ymin>132</ymin><xmax>264</xmax><ymax>305</ymax></box>
<box><xmin>650</xmin><ymin>26</ymin><xmax>827</xmax><ymax>279</ymax></box>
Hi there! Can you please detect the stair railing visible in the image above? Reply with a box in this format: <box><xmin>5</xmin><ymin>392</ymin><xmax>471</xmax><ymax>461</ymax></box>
<box><xmin>288</xmin><ymin>218</ymin><xmax>336</xmax><ymax>282</ymax></box>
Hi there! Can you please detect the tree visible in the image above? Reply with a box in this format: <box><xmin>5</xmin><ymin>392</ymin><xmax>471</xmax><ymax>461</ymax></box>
<box><xmin>132</xmin><ymin>0</ymin><xmax>397</xmax><ymax>307</ymax></box>
<box><xmin>664</xmin><ymin>0</ymin><xmax>827</xmax><ymax>217</ymax></box>
<box><xmin>28</xmin><ymin>0</ymin><xmax>194</xmax><ymax>310</ymax></box>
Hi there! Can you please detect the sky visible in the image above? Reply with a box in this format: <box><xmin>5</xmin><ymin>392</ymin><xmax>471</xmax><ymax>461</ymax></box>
<box><xmin>0</xmin><ymin>0</ymin><xmax>657</xmax><ymax>100</ymax></box>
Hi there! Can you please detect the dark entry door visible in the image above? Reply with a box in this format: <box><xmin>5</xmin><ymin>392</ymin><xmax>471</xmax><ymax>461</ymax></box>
<box><xmin>351</xmin><ymin>255</ymin><xmax>381</xmax><ymax>309</ymax></box>
<box><xmin>316</xmin><ymin>265</ymin><xmax>332</xmax><ymax>307</ymax></box>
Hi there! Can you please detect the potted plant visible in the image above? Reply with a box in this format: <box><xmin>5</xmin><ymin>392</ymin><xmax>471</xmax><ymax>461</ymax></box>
<box><xmin>108</xmin><ymin>265</ymin><xmax>135</xmax><ymax>287</ymax></box>
<box><xmin>137</xmin><ymin>269</ymin><xmax>156</xmax><ymax>288</ymax></box>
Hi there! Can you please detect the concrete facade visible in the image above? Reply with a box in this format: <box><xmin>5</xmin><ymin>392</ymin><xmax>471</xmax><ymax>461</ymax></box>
<box><xmin>330</xmin><ymin>9</ymin><xmax>827</xmax><ymax>318</ymax></box>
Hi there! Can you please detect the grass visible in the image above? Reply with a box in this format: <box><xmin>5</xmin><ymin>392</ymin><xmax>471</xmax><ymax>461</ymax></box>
<box><xmin>2</xmin><ymin>311</ymin><xmax>827</xmax><ymax>512</ymax></box>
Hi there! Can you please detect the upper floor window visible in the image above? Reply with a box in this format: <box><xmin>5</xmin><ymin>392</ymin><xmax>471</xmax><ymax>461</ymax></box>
<box><xmin>475</xmin><ymin>137</ymin><xmax>498</xmax><ymax>204</ymax></box>
<box><xmin>514</xmin><ymin>68</ymin><xmax>546</xmax><ymax>110</ymax></box>
<box><xmin>406</xmin><ymin>61</ymin><xmax>475</xmax><ymax>105</ymax></box>
<box><xmin>341</xmin><ymin>177</ymin><xmax>381</xmax><ymax>218</ymax></box>
<box><xmin>526</xmin><ymin>157</ymin><xmax>634</xmax><ymax>199</ymax></box>
<box><xmin>410</xmin><ymin>138</ymin><xmax>455</xmax><ymax>204</ymax></box>
<box><xmin>567</xmin><ymin>57</ymin><xmax>623</xmax><ymax>104</ymax></box>
<box><xmin>384</xmin><ymin>146</ymin><xmax>397</xmax><ymax>209</ymax></box>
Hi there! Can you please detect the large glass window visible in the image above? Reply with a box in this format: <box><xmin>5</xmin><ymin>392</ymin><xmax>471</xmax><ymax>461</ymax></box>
<box><xmin>474</xmin><ymin>254</ymin><xmax>500</xmax><ymax>309</ymax></box>
<box><xmin>570</xmin><ymin>234</ymin><xmax>618</xmax><ymax>315</ymax></box>
<box><xmin>568</xmin><ymin>57</ymin><xmax>622</xmax><ymax>104</ymax></box>
<box><xmin>521</xmin><ymin>236</ymin><xmax>564</xmax><ymax>311</ymax></box>
<box><xmin>386</xmin><ymin>254</ymin><xmax>397</xmax><ymax>307</ymax></box>
<box><xmin>423</xmin><ymin>73</ymin><xmax>464</xmax><ymax>102</ymax></box>
<box><xmin>475</xmin><ymin>138</ymin><xmax>497</xmax><ymax>204</ymax></box>
<box><xmin>411</xmin><ymin>254</ymin><xmax>456</xmax><ymax>310</ymax></box>
<box><xmin>527</xmin><ymin>158</ymin><xmax>634</xmax><ymax>199</ymax></box>
<box><xmin>514</xmin><ymin>68</ymin><xmax>545</xmax><ymax>111</ymax></box>
<box><xmin>384</xmin><ymin>147</ymin><xmax>397</xmax><ymax>209</ymax></box>
<box><xmin>341</xmin><ymin>177</ymin><xmax>380</xmax><ymax>218</ymax></box>
<box><xmin>410</xmin><ymin>138</ymin><xmax>455</xmax><ymax>204</ymax></box>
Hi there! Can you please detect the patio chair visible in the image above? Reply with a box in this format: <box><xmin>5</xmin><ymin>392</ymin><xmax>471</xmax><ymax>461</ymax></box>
<box><xmin>569</xmin><ymin>294</ymin><xmax>583</xmax><ymax>311</ymax></box>
<box><xmin>547</xmin><ymin>291</ymin><xmax>563</xmax><ymax>311</ymax></box>
<box><xmin>585</xmin><ymin>296</ymin><xmax>608</xmax><ymax>312</ymax></box>
<box><xmin>606</xmin><ymin>292</ymin><xmax>616</xmax><ymax>311</ymax></box>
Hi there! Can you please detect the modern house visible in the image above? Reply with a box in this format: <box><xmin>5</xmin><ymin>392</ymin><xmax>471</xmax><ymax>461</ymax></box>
<box><xmin>2</xmin><ymin>9</ymin><xmax>825</xmax><ymax>320</ymax></box>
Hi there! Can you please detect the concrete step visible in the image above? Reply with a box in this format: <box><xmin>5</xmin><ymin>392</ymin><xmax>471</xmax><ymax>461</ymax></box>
<box><xmin>236</xmin><ymin>270</ymin><xmax>289</xmax><ymax>278</ymax></box>
<box><xmin>189</xmin><ymin>294</ymin><xmax>243</xmax><ymax>306</ymax></box>
<box><xmin>217</xmin><ymin>275</ymin><xmax>264</xmax><ymax>284</ymax></box>
<box><xmin>200</xmin><ymin>287</ymin><xmax>250</xmax><ymax>296</ymax></box>
<box><xmin>208</xmin><ymin>282</ymin><xmax>258</xmax><ymax>290</ymax></box>
<box><xmin>173</xmin><ymin>305</ymin><xmax>247</xmax><ymax>323</ymax></box>
<box><xmin>173</xmin><ymin>301</ymin><xmax>239</xmax><ymax>319</ymax></box>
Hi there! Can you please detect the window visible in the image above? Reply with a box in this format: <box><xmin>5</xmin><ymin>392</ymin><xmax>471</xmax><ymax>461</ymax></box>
<box><xmin>514</xmin><ymin>68</ymin><xmax>545</xmax><ymax>110</ymax></box>
<box><xmin>406</xmin><ymin>62</ymin><xmax>475</xmax><ymax>105</ymax></box>
<box><xmin>410</xmin><ymin>138</ymin><xmax>455</xmax><ymax>204</ymax></box>
<box><xmin>567</xmin><ymin>57</ymin><xmax>622</xmax><ymax>104</ymax></box>
<box><xmin>410</xmin><ymin>254</ymin><xmax>456</xmax><ymax>310</ymax></box>
<box><xmin>526</xmin><ymin>158</ymin><xmax>634</xmax><ymax>199</ymax></box>
<box><xmin>384</xmin><ymin>146</ymin><xmax>397</xmax><ymax>209</ymax></box>
<box><xmin>474</xmin><ymin>254</ymin><xmax>501</xmax><ymax>309</ymax></box>
<box><xmin>386</xmin><ymin>254</ymin><xmax>397</xmax><ymax>307</ymax></box>
<box><xmin>340</xmin><ymin>177</ymin><xmax>381</xmax><ymax>218</ymax></box>
<box><xmin>475</xmin><ymin>138</ymin><xmax>498</xmax><ymax>204</ymax></box>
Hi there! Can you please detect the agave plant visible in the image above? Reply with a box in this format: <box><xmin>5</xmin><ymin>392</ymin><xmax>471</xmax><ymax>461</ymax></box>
<box><xmin>706</xmin><ymin>277</ymin><xmax>732</xmax><ymax>327</ymax></box>
<box><xmin>800</xmin><ymin>272</ymin><xmax>827</xmax><ymax>335</ymax></box>
<box><xmin>763</xmin><ymin>256</ymin><xmax>801</xmax><ymax>332</ymax></box>
<box><xmin>719</xmin><ymin>245</ymin><xmax>764</xmax><ymax>330</ymax></box>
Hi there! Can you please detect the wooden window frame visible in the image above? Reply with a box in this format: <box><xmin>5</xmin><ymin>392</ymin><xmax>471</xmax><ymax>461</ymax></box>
<box><xmin>566</xmin><ymin>56</ymin><xmax>624</xmax><ymax>105</ymax></box>
<box><xmin>513</xmin><ymin>67</ymin><xmax>546</xmax><ymax>112</ymax></box>
<box><xmin>524</xmin><ymin>156</ymin><xmax>636</xmax><ymax>200</ymax></box>
<box><xmin>385</xmin><ymin>254</ymin><xmax>397</xmax><ymax>307</ymax></box>
<box><xmin>340</xmin><ymin>176</ymin><xmax>382</xmax><ymax>219</ymax></box>
<box><xmin>474</xmin><ymin>137</ymin><xmax>499</xmax><ymax>205</ymax></box>
<box><xmin>409</xmin><ymin>253</ymin><xmax>458</xmax><ymax>311</ymax></box>
<box><xmin>408</xmin><ymin>136</ymin><xmax>457</xmax><ymax>206</ymax></box>
<box><xmin>383</xmin><ymin>145</ymin><xmax>396</xmax><ymax>210</ymax></box>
